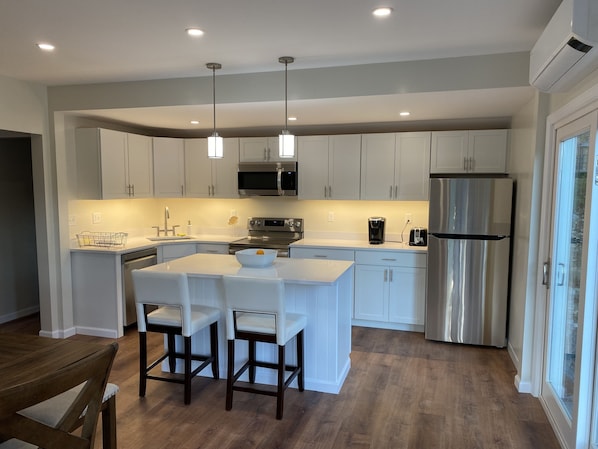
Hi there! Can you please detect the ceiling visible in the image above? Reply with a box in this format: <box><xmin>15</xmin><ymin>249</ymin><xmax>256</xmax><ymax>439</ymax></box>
<box><xmin>1</xmin><ymin>0</ymin><xmax>562</xmax><ymax>132</ymax></box>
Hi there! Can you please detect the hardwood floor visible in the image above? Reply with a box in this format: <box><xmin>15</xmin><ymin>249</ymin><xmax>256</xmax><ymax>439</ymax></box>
<box><xmin>1</xmin><ymin>315</ymin><xmax>560</xmax><ymax>449</ymax></box>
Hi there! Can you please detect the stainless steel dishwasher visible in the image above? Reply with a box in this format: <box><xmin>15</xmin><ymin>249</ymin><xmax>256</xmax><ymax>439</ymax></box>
<box><xmin>122</xmin><ymin>247</ymin><xmax>158</xmax><ymax>326</ymax></box>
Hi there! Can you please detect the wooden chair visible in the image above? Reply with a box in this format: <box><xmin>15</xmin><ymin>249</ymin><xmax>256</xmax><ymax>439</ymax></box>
<box><xmin>0</xmin><ymin>342</ymin><xmax>118</xmax><ymax>449</ymax></box>
<box><xmin>132</xmin><ymin>270</ymin><xmax>220</xmax><ymax>405</ymax></box>
<box><xmin>222</xmin><ymin>275</ymin><xmax>306</xmax><ymax>419</ymax></box>
<box><xmin>17</xmin><ymin>382</ymin><xmax>119</xmax><ymax>449</ymax></box>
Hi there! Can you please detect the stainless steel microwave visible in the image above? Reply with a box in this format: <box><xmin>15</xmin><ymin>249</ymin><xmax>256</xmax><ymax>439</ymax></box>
<box><xmin>237</xmin><ymin>162</ymin><xmax>298</xmax><ymax>197</ymax></box>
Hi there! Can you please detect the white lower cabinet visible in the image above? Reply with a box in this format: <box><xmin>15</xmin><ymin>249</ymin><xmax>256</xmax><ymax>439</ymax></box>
<box><xmin>354</xmin><ymin>250</ymin><xmax>426</xmax><ymax>330</ymax></box>
<box><xmin>159</xmin><ymin>243</ymin><xmax>197</xmax><ymax>262</ymax></box>
<box><xmin>196</xmin><ymin>243</ymin><xmax>228</xmax><ymax>254</ymax></box>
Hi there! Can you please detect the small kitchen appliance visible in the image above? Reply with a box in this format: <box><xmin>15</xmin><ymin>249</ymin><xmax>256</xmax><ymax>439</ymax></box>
<box><xmin>409</xmin><ymin>227</ymin><xmax>428</xmax><ymax>246</ymax></box>
<box><xmin>368</xmin><ymin>217</ymin><xmax>386</xmax><ymax>244</ymax></box>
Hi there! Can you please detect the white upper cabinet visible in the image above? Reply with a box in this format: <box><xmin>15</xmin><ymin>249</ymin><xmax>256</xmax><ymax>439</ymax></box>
<box><xmin>75</xmin><ymin>128</ymin><xmax>153</xmax><ymax>199</ymax></box>
<box><xmin>126</xmin><ymin>133</ymin><xmax>154</xmax><ymax>198</ymax></box>
<box><xmin>361</xmin><ymin>132</ymin><xmax>430</xmax><ymax>201</ymax></box>
<box><xmin>430</xmin><ymin>129</ymin><xmax>508</xmax><ymax>174</ymax></box>
<box><xmin>153</xmin><ymin>137</ymin><xmax>185</xmax><ymax>197</ymax></box>
<box><xmin>298</xmin><ymin>134</ymin><xmax>361</xmax><ymax>200</ymax></box>
<box><xmin>184</xmin><ymin>138</ymin><xmax>239</xmax><ymax>198</ymax></box>
<box><xmin>239</xmin><ymin>136</ymin><xmax>297</xmax><ymax>162</ymax></box>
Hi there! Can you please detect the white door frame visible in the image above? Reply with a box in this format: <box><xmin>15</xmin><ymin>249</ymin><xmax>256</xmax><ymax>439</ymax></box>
<box><xmin>533</xmin><ymin>84</ymin><xmax>598</xmax><ymax>449</ymax></box>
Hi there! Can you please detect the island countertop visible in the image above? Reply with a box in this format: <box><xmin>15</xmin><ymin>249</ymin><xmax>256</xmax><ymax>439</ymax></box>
<box><xmin>144</xmin><ymin>253</ymin><xmax>354</xmax><ymax>285</ymax></box>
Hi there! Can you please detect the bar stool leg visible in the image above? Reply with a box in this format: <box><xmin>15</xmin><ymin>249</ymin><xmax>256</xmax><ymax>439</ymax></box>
<box><xmin>167</xmin><ymin>333</ymin><xmax>177</xmax><ymax>373</ymax></box>
<box><xmin>297</xmin><ymin>330</ymin><xmax>304</xmax><ymax>392</ymax></box>
<box><xmin>276</xmin><ymin>345</ymin><xmax>285</xmax><ymax>420</ymax></box>
<box><xmin>184</xmin><ymin>336</ymin><xmax>192</xmax><ymax>405</ymax></box>
<box><xmin>226</xmin><ymin>340</ymin><xmax>235</xmax><ymax>411</ymax></box>
<box><xmin>210</xmin><ymin>322</ymin><xmax>219</xmax><ymax>379</ymax></box>
<box><xmin>249</xmin><ymin>340</ymin><xmax>256</xmax><ymax>383</ymax></box>
<box><xmin>139</xmin><ymin>331</ymin><xmax>147</xmax><ymax>397</ymax></box>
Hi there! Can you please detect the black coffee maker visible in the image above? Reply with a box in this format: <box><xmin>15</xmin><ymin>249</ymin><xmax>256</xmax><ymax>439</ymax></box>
<box><xmin>368</xmin><ymin>217</ymin><xmax>386</xmax><ymax>244</ymax></box>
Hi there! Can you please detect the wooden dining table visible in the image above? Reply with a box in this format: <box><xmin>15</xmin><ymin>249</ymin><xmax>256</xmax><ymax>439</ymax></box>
<box><xmin>0</xmin><ymin>332</ymin><xmax>111</xmax><ymax>420</ymax></box>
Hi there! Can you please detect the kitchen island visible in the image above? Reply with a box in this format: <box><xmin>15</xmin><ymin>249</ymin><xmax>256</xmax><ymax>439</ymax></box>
<box><xmin>141</xmin><ymin>253</ymin><xmax>354</xmax><ymax>394</ymax></box>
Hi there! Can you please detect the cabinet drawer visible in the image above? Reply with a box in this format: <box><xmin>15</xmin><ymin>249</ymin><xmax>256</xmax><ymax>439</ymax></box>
<box><xmin>355</xmin><ymin>250</ymin><xmax>426</xmax><ymax>267</ymax></box>
<box><xmin>290</xmin><ymin>247</ymin><xmax>355</xmax><ymax>261</ymax></box>
<box><xmin>161</xmin><ymin>243</ymin><xmax>197</xmax><ymax>260</ymax></box>
<box><xmin>197</xmin><ymin>243</ymin><xmax>228</xmax><ymax>254</ymax></box>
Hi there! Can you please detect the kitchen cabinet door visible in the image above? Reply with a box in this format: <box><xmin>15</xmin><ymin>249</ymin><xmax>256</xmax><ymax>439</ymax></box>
<box><xmin>328</xmin><ymin>134</ymin><xmax>361</xmax><ymax>200</ymax></box>
<box><xmin>430</xmin><ymin>130</ymin><xmax>508</xmax><ymax>174</ymax></box>
<box><xmin>395</xmin><ymin>132</ymin><xmax>431</xmax><ymax>200</ymax></box>
<box><xmin>299</xmin><ymin>134</ymin><xmax>361</xmax><ymax>200</ymax></box>
<box><xmin>354</xmin><ymin>264</ymin><xmax>388</xmax><ymax>321</ymax></box>
<box><xmin>185</xmin><ymin>138</ymin><xmax>239</xmax><ymax>198</ymax></box>
<box><xmin>98</xmin><ymin>129</ymin><xmax>129</xmax><ymax>199</ymax></box>
<box><xmin>430</xmin><ymin>131</ymin><xmax>469</xmax><ymax>173</ymax></box>
<box><xmin>387</xmin><ymin>266</ymin><xmax>426</xmax><ymax>325</ymax></box>
<box><xmin>298</xmin><ymin>135</ymin><xmax>329</xmax><ymax>200</ymax></box>
<box><xmin>153</xmin><ymin>137</ymin><xmax>185</xmax><ymax>197</ymax></box>
<box><xmin>211</xmin><ymin>138</ymin><xmax>239</xmax><ymax>198</ymax></box>
<box><xmin>468</xmin><ymin>129</ymin><xmax>508</xmax><ymax>173</ymax></box>
<box><xmin>239</xmin><ymin>137</ymin><xmax>295</xmax><ymax>162</ymax></box>
<box><xmin>126</xmin><ymin>133</ymin><xmax>153</xmax><ymax>198</ymax></box>
<box><xmin>184</xmin><ymin>138</ymin><xmax>212</xmax><ymax>197</ymax></box>
<box><xmin>360</xmin><ymin>133</ymin><xmax>396</xmax><ymax>200</ymax></box>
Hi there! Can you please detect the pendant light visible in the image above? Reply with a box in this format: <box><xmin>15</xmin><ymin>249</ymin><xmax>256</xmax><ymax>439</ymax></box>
<box><xmin>206</xmin><ymin>62</ymin><xmax>223</xmax><ymax>158</ymax></box>
<box><xmin>278</xmin><ymin>56</ymin><xmax>295</xmax><ymax>158</ymax></box>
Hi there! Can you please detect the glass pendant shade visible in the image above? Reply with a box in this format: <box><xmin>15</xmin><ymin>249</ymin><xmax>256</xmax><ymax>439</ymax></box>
<box><xmin>208</xmin><ymin>132</ymin><xmax>223</xmax><ymax>158</ymax></box>
<box><xmin>278</xmin><ymin>56</ymin><xmax>295</xmax><ymax>158</ymax></box>
<box><xmin>279</xmin><ymin>130</ymin><xmax>295</xmax><ymax>158</ymax></box>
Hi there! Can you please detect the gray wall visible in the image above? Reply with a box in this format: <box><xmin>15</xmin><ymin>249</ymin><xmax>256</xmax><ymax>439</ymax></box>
<box><xmin>0</xmin><ymin>137</ymin><xmax>40</xmax><ymax>321</ymax></box>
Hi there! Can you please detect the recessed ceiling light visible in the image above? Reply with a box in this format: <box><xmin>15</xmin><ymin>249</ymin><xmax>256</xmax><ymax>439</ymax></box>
<box><xmin>190</xmin><ymin>120</ymin><xmax>200</xmax><ymax>125</ymax></box>
<box><xmin>399</xmin><ymin>111</ymin><xmax>410</xmax><ymax>116</ymax></box>
<box><xmin>288</xmin><ymin>117</ymin><xmax>297</xmax><ymax>121</ymax></box>
<box><xmin>186</xmin><ymin>28</ymin><xmax>204</xmax><ymax>37</ymax></box>
<box><xmin>372</xmin><ymin>7</ymin><xmax>393</xmax><ymax>17</ymax></box>
<box><xmin>37</xmin><ymin>43</ymin><xmax>55</xmax><ymax>51</ymax></box>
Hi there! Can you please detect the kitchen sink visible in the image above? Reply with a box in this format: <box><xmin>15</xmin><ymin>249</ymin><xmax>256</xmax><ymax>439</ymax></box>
<box><xmin>146</xmin><ymin>236</ymin><xmax>193</xmax><ymax>241</ymax></box>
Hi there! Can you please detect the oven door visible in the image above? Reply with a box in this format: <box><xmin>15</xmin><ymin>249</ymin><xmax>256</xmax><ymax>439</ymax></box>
<box><xmin>237</xmin><ymin>162</ymin><xmax>297</xmax><ymax>197</ymax></box>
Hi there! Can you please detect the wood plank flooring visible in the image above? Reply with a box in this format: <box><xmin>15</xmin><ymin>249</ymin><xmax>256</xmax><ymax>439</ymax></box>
<box><xmin>0</xmin><ymin>315</ymin><xmax>560</xmax><ymax>449</ymax></box>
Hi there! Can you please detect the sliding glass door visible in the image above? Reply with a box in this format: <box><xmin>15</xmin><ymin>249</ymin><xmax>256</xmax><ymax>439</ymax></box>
<box><xmin>541</xmin><ymin>111</ymin><xmax>597</xmax><ymax>449</ymax></box>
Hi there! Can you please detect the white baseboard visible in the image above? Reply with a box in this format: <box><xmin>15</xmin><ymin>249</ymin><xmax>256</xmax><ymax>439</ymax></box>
<box><xmin>0</xmin><ymin>306</ymin><xmax>40</xmax><ymax>324</ymax></box>
<box><xmin>39</xmin><ymin>327</ymin><xmax>77</xmax><ymax>339</ymax></box>
<box><xmin>75</xmin><ymin>326</ymin><xmax>119</xmax><ymax>339</ymax></box>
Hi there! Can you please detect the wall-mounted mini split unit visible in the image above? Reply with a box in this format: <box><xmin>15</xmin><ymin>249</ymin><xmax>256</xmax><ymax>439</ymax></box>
<box><xmin>530</xmin><ymin>0</ymin><xmax>598</xmax><ymax>93</ymax></box>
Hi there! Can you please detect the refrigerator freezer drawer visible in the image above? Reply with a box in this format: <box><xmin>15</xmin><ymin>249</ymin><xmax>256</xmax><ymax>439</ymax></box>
<box><xmin>425</xmin><ymin>235</ymin><xmax>510</xmax><ymax>347</ymax></box>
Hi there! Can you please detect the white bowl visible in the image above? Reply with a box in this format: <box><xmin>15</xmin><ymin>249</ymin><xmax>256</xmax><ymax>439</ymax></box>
<box><xmin>235</xmin><ymin>248</ymin><xmax>277</xmax><ymax>268</ymax></box>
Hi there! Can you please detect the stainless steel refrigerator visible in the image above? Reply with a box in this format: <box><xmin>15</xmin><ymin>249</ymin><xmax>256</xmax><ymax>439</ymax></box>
<box><xmin>426</xmin><ymin>177</ymin><xmax>513</xmax><ymax>347</ymax></box>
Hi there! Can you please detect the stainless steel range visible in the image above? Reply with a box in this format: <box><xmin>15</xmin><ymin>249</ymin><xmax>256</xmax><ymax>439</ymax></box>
<box><xmin>228</xmin><ymin>217</ymin><xmax>304</xmax><ymax>258</ymax></box>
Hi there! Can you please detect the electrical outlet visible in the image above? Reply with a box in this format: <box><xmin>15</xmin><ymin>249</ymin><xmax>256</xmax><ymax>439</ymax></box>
<box><xmin>404</xmin><ymin>213</ymin><xmax>412</xmax><ymax>224</ymax></box>
<box><xmin>92</xmin><ymin>212</ymin><xmax>102</xmax><ymax>224</ymax></box>
<box><xmin>328</xmin><ymin>211</ymin><xmax>335</xmax><ymax>222</ymax></box>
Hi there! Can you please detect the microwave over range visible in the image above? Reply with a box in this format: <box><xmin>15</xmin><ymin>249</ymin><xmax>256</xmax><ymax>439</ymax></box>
<box><xmin>237</xmin><ymin>162</ymin><xmax>298</xmax><ymax>197</ymax></box>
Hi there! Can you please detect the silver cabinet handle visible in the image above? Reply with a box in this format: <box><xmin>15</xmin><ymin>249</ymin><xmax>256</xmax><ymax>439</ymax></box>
<box><xmin>389</xmin><ymin>269</ymin><xmax>393</xmax><ymax>282</ymax></box>
<box><xmin>314</xmin><ymin>254</ymin><xmax>328</xmax><ymax>258</ymax></box>
<box><xmin>263</xmin><ymin>148</ymin><xmax>267</xmax><ymax>161</ymax></box>
<box><xmin>181</xmin><ymin>185</ymin><xmax>184</xmax><ymax>196</ymax></box>
<box><xmin>212</xmin><ymin>185</ymin><xmax>215</xmax><ymax>196</ymax></box>
<box><xmin>324</xmin><ymin>186</ymin><xmax>327</xmax><ymax>198</ymax></box>
<box><xmin>384</xmin><ymin>269</ymin><xmax>388</xmax><ymax>282</ymax></box>
<box><xmin>131</xmin><ymin>184</ymin><xmax>135</xmax><ymax>197</ymax></box>
<box><xmin>328</xmin><ymin>186</ymin><xmax>332</xmax><ymax>198</ymax></box>
<box><xmin>268</xmin><ymin>148</ymin><xmax>271</xmax><ymax>160</ymax></box>
<box><xmin>389</xmin><ymin>186</ymin><xmax>393</xmax><ymax>199</ymax></box>
<box><xmin>394</xmin><ymin>185</ymin><xmax>398</xmax><ymax>199</ymax></box>
<box><xmin>382</xmin><ymin>258</ymin><xmax>397</xmax><ymax>261</ymax></box>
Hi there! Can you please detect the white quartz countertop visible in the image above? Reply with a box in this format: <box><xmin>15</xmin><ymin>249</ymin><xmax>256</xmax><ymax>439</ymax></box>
<box><xmin>70</xmin><ymin>234</ymin><xmax>239</xmax><ymax>255</ymax></box>
<box><xmin>290</xmin><ymin>238</ymin><xmax>427</xmax><ymax>253</ymax></box>
<box><xmin>143</xmin><ymin>253</ymin><xmax>354</xmax><ymax>285</ymax></box>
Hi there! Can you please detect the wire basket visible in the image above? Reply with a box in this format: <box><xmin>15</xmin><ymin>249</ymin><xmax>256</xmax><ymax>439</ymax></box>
<box><xmin>76</xmin><ymin>231</ymin><xmax>128</xmax><ymax>248</ymax></box>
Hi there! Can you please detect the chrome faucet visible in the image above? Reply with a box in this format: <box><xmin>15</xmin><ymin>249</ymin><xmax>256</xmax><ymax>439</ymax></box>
<box><xmin>152</xmin><ymin>206</ymin><xmax>179</xmax><ymax>236</ymax></box>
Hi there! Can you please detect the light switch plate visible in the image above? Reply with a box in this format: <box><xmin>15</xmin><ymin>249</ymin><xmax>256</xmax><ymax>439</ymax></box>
<box><xmin>92</xmin><ymin>212</ymin><xmax>102</xmax><ymax>224</ymax></box>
